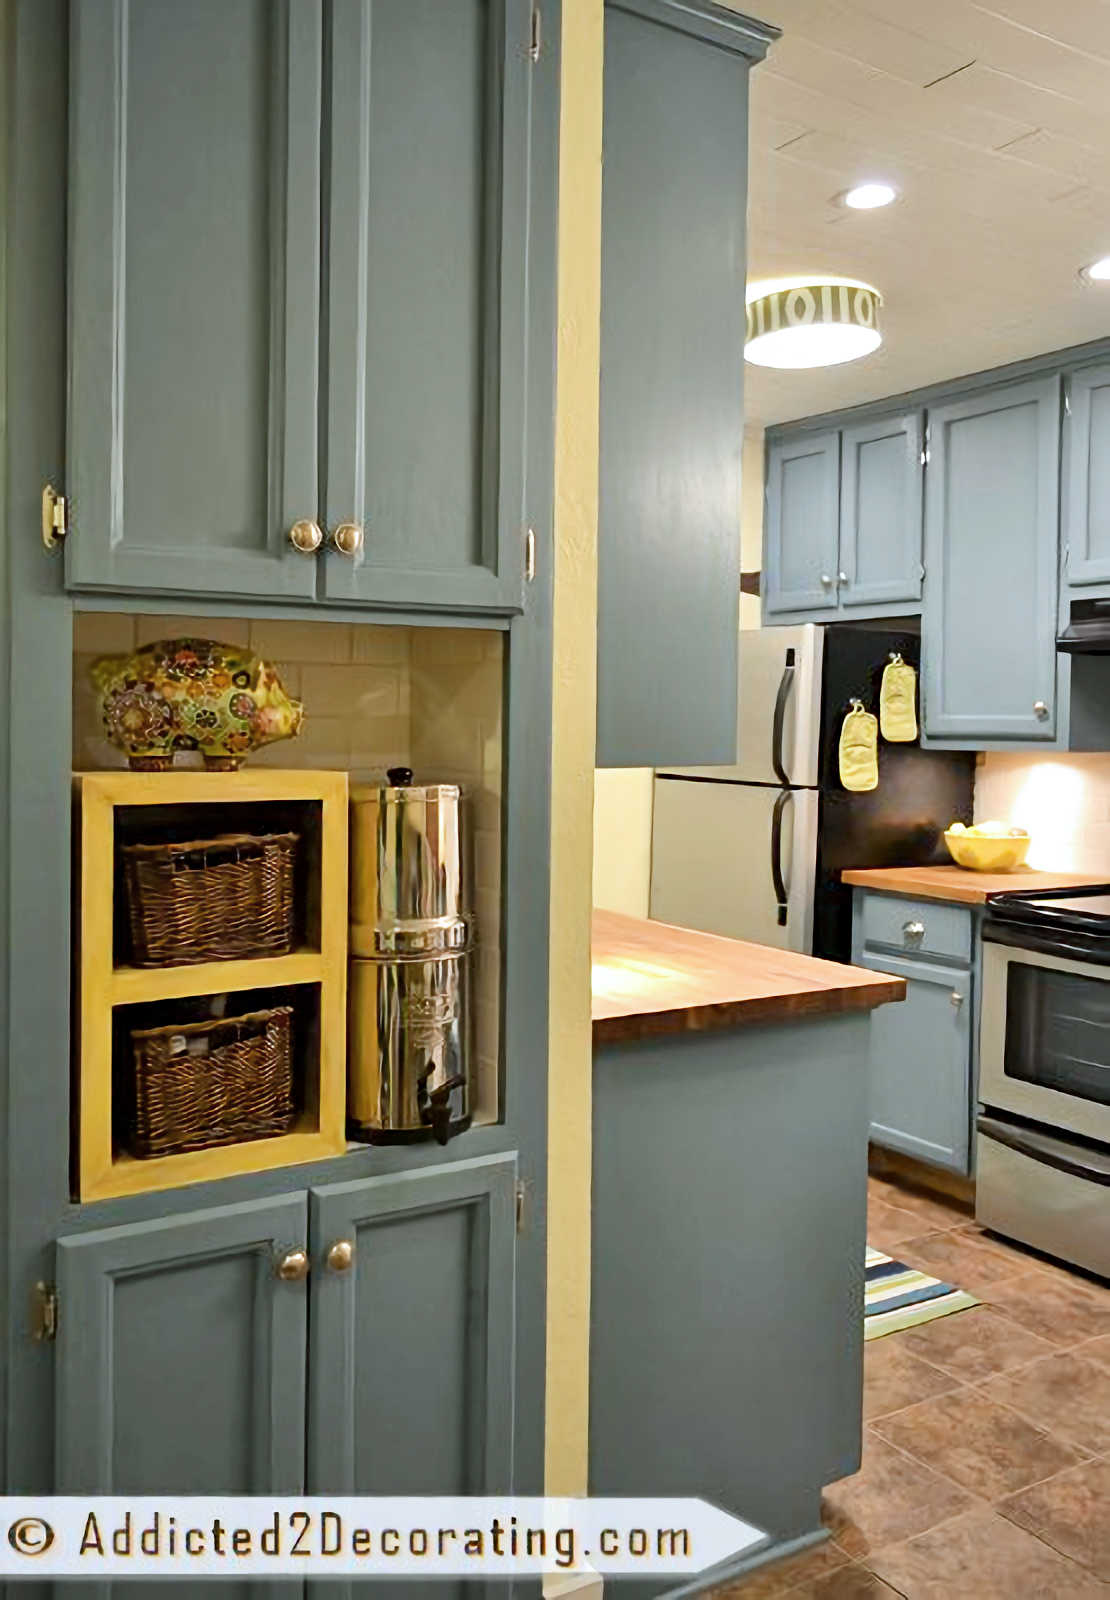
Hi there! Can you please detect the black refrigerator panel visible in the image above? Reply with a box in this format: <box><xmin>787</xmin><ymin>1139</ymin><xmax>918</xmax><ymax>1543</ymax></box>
<box><xmin>812</xmin><ymin>628</ymin><xmax>975</xmax><ymax>963</ymax></box>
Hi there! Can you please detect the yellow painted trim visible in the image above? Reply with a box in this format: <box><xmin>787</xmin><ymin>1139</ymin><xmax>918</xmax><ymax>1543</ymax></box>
<box><xmin>75</xmin><ymin>769</ymin><xmax>348</xmax><ymax>1201</ymax></box>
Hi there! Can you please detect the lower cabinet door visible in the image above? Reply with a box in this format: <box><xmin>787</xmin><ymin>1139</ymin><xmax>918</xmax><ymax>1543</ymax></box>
<box><xmin>55</xmin><ymin>1192</ymin><xmax>310</xmax><ymax>1599</ymax></box>
<box><xmin>861</xmin><ymin>952</ymin><xmax>971</xmax><ymax>1173</ymax></box>
<box><xmin>306</xmin><ymin>1154</ymin><xmax>517</xmax><ymax>1599</ymax></box>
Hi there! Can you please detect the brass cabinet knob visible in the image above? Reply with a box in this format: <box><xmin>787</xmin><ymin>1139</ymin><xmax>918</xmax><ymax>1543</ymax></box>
<box><xmin>275</xmin><ymin>1247</ymin><xmax>310</xmax><ymax>1282</ymax></box>
<box><xmin>1033</xmin><ymin>700</ymin><xmax>1049</xmax><ymax>719</ymax></box>
<box><xmin>837</xmin><ymin>571</ymin><xmax>848</xmax><ymax>585</ymax></box>
<box><xmin>288</xmin><ymin>519</ymin><xmax>324</xmax><ymax>554</ymax></box>
<box><xmin>326</xmin><ymin>1239</ymin><xmax>355</xmax><ymax>1273</ymax></box>
<box><xmin>820</xmin><ymin>573</ymin><xmax>833</xmax><ymax>587</ymax></box>
<box><xmin>950</xmin><ymin>990</ymin><xmax>964</xmax><ymax>1008</ymax></box>
<box><xmin>329</xmin><ymin>522</ymin><xmax>364</xmax><ymax>557</ymax></box>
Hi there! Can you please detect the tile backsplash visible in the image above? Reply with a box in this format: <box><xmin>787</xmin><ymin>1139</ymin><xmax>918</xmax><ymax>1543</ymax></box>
<box><xmin>975</xmin><ymin>752</ymin><xmax>1110</xmax><ymax>873</ymax></box>
<box><xmin>73</xmin><ymin>612</ymin><xmax>504</xmax><ymax>1123</ymax></box>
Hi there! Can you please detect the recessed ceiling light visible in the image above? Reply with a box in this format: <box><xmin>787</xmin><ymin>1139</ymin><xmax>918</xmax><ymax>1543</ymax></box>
<box><xmin>1080</xmin><ymin>256</ymin><xmax>1110</xmax><ymax>283</ymax></box>
<box><xmin>745</xmin><ymin>276</ymin><xmax>883</xmax><ymax>369</ymax></box>
<box><xmin>842</xmin><ymin>182</ymin><xmax>898</xmax><ymax>210</ymax></box>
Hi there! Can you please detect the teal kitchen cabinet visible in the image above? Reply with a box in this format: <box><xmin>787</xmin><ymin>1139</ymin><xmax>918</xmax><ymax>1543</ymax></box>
<box><xmin>921</xmin><ymin>376</ymin><xmax>1061</xmax><ymax>743</ymax></box>
<box><xmin>763</xmin><ymin>431</ymin><xmax>841</xmax><ymax>617</ymax></box>
<box><xmin>65</xmin><ymin>0</ymin><xmax>541</xmax><ymax>612</ymax></box>
<box><xmin>596</xmin><ymin>0</ymin><xmax>778</xmax><ymax>767</ymax></box>
<box><xmin>852</xmin><ymin>891</ymin><xmax>975</xmax><ymax>1175</ymax></box>
<box><xmin>55</xmin><ymin>1194</ymin><xmax>309</xmax><ymax>1498</ymax></box>
<box><xmin>763</xmin><ymin>413</ymin><xmax>923</xmax><ymax>621</ymax></box>
<box><xmin>1063</xmin><ymin>362</ymin><xmax>1110</xmax><ymax>587</ymax></box>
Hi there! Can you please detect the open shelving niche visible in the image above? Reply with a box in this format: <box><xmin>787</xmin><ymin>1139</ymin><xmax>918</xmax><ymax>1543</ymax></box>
<box><xmin>71</xmin><ymin>612</ymin><xmax>506</xmax><ymax>1202</ymax></box>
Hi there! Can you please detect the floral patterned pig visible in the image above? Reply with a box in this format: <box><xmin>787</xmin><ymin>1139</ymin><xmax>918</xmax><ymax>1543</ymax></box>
<box><xmin>91</xmin><ymin>638</ymin><xmax>304</xmax><ymax>770</ymax></box>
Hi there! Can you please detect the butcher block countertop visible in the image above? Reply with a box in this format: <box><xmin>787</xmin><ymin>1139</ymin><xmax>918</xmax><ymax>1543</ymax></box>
<box><xmin>592</xmin><ymin>908</ymin><xmax>905</xmax><ymax>1044</ymax></box>
<box><xmin>841</xmin><ymin>865</ymin><xmax>1109</xmax><ymax>907</ymax></box>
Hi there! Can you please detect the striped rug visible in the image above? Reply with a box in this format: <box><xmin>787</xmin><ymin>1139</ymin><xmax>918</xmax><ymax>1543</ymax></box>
<box><xmin>865</xmin><ymin>1247</ymin><xmax>979</xmax><ymax>1341</ymax></box>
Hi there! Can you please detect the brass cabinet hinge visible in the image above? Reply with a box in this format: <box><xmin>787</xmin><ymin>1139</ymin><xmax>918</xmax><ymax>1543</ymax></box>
<box><xmin>31</xmin><ymin>1281</ymin><xmax>58</xmax><ymax>1342</ymax></box>
<box><xmin>41</xmin><ymin>483</ymin><xmax>69</xmax><ymax>549</ymax></box>
<box><xmin>528</xmin><ymin>5</ymin><xmax>541</xmax><ymax>61</ymax></box>
<box><xmin>524</xmin><ymin>526</ymin><xmax>536</xmax><ymax>583</ymax></box>
<box><xmin>515</xmin><ymin>1179</ymin><xmax>530</xmax><ymax>1235</ymax></box>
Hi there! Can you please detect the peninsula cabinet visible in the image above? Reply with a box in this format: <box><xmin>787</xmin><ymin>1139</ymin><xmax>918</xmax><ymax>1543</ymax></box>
<box><xmin>921</xmin><ymin>376</ymin><xmax>1061</xmax><ymax>744</ymax></box>
<box><xmin>596</xmin><ymin>0</ymin><xmax>779</xmax><ymax>768</ymax></box>
<box><xmin>763</xmin><ymin>412</ymin><xmax>923</xmax><ymax>621</ymax></box>
<box><xmin>56</xmin><ymin>1158</ymin><xmax>516</xmax><ymax>1520</ymax></box>
<box><xmin>65</xmin><ymin>0</ymin><xmax>540</xmax><ymax>614</ymax></box>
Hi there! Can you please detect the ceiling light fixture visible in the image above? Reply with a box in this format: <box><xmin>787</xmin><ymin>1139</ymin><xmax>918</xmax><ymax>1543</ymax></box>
<box><xmin>842</xmin><ymin>181</ymin><xmax>898</xmax><ymax>210</ymax></box>
<box><xmin>1080</xmin><ymin>256</ymin><xmax>1110</xmax><ymax>284</ymax></box>
<box><xmin>745</xmin><ymin>276</ymin><xmax>883</xmax><ymax>369</ymax></box>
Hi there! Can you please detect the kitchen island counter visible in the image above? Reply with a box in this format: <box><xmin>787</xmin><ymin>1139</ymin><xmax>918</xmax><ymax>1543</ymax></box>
<box><xmin>592</xmin><ymin>907</ymin><xmax>904</xmax><ymax>1043</ymax></box>
<box><xmin>842</xmin><ymin>864</ymin><xmax>1108</xmax><ymax>906</ymax></box>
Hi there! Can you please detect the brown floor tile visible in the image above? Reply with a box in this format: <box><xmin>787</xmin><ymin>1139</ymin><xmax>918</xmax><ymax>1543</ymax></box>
<box><xmin>820</xmin><ymin>1432</ymin><xmax>975</xmax><ymax>1559</ymax></box>
<box><xmin>868</xmin><ymin>1181</ymin><xmax>970</xmax><ymax>1233</ymax></box>
<box><xmin>897</xmin><ymin>1305</ymin><xmax>1056</xmax><ymax>1383</ymax></box>
<box><xmin>895</xmin><ymin>1228</ymin><xmax>1024</xmax><ymax>1296</ymax></box>
<box><xmin>950</xmin><ymin>1222</ymin><xmax>1051</xmax><ymax>1273</ymax></box>
<box><xmin>867</xmin><ymin>1200</ymin><xmax>939</xmax><ymax>1254</ymax></box>
<box><xmin>980</xmin><ymin>1350</ymin><xmax>1110</xmax><ymax>1456</ymax></box>
<box><xmin>1000</xmin><ymin>1457</ymin><xmax>1110</xmax><ymax>1582</ymax></box>
<box><xmin>985</xmin><ymin>1268</ymin><xmax>1110</xmax><ymax>1346</ymax></box>
<box><xmin>865</xmin><ymin>1508</ymin><xmax>1107</xmax><ymax>1598</ymax></box>
<box><xmin>862</xmin><ymin>1339</ymin><xmax>961</xmax><ymax>1423</ymax></box>
<box><xmin>1076</xmin><ymin>1333</ymin><xmax>1110</xmax><ymax>1371</ymax></box>
<box><xmin>871</xmin><ymin>1388</ymin><xmax>1084</xmax><ymax>1500</ymax></box>
<box><xmin>793</xmin><ymin>1565</ymin><xmax>904</xmax><ymax>1598</ymax></box>
<box><xmin>709</xmin><ymin>1537</ymin><xmax>849</xmax><ymax>1597</ymax></box>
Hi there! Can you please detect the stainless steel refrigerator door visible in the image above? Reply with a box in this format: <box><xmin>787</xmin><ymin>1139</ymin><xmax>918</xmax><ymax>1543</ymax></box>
<box><xmin>650</xmin><ymin>776</ymin><xmax>818</xmax><ymax>952</ymax></box>
<box><xmin>659</xmin><ymin>623</ymin><xmax>823</xmax><ymax>789</ymax></box>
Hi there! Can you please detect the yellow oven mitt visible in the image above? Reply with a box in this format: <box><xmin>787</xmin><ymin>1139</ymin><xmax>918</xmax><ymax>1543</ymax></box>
<box><xmin>880</xmin><ymin>652</ymin><xmax>918</xmax><ymax>742</ymax></box>
<box><xmin>839</xmin><ymin>698</ymin><xmax>878</xmax><ymax>792</ymax></box>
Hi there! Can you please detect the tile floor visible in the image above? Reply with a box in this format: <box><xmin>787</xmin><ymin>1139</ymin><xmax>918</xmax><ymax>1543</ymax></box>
<box><xmin>710</xmin><ymin>1172</ymin><xmax>1110</xmax><ymax>1598</ymax></box>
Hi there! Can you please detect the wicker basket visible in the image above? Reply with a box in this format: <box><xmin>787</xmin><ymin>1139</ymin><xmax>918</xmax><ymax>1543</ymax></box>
<box><xmin>126</xmin><ymin>1006</ymin><xmax>295</xmax><ymax>1158</ymax></box>
<box><xmin>120</xmin><ymin>832</ymin><xmax>298</xmax><ymax>966</ymax></box>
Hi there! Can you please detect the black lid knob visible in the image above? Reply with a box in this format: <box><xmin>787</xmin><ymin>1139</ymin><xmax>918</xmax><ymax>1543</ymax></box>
<box><xmin>386</xmin><ymin>767</ymin><xmax>414</xmax><ymax>787</ymax></box>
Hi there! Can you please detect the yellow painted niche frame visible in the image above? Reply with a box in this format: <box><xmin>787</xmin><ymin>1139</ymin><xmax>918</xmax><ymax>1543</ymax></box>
<box><xmin>74</xmin><ymin>768</ymin><xmax>349</xmax><ymax>1201</ymax></box>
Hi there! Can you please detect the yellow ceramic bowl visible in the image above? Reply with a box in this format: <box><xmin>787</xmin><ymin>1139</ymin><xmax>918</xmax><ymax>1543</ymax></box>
<box><xmin>943</xmin><ymin>828</ymin><xmax>1031</xmax><ymax>873</ymax></box>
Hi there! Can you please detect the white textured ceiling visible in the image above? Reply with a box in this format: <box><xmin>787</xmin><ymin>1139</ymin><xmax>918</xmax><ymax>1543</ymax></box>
<box><xmin>744</xmin><ymin>0</ymin><xmax>1110</xmax><ymax>426</ymax></box>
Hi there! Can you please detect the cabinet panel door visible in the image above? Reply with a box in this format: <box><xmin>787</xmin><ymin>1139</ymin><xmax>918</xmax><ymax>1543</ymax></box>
<box><xmin>596</xmin><ymin>3</ymin><xmax>751</xmax><ymax>766</ymax></box>
<box><xmin>860</xmin><ymin>952</ymin><xmax>971</xmax><ymax>1173</ymax></box>
<box><xmin>922</xmin><ymin>378</ymin><xmax>1060</xmax><ymax>741</ymax></box>
<box><xmin>55</xmin><ymin>1194</ymin><xmax>308</xmax><ymax>1600</ymax></box>
<box><xmin>839</xmin><ymin>413</ymin><xmax>923</xmax><ymax>610</ymax></box>
<box><xmin>66</xmin><ymin>0</ymin><xmax>321</xmax><ymax>599</ymax></box>
<box><xmin>1063</xmin><ymin>363</ymin><xmax>1110</xmax><ymax>587</ymax></box>
<box><xmin>307</xmin><ymin>1155</ymin><xmax>516</xmax><ymax>1600</ymax></box>
<box><xmin>323</xmin><ymin>0</ymin><xmax>532</xmax><ymax>611</ymax></box>
<box><xmin>763</xmin><ymin>432</ymin><xmax>841</xmax><ymax>616</ymax></box>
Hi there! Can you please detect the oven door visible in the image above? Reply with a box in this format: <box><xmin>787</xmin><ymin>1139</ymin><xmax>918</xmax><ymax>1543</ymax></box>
<box><xmin>980</xmin><ymin>940</ymin><xmax>1110</xmax><ymax>1145</ymax></box>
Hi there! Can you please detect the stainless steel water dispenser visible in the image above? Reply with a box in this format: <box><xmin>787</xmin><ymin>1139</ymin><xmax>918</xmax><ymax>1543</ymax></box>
<box><xmin>347</xmin><ymin>768</ymin><xmax>471</xmax><ymax>1144</ymax></box>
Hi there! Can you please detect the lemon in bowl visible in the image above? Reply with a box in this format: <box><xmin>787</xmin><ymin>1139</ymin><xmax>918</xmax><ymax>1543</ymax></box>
<box><xmin>944</xmin><ymin>820</ymin><xmax>1031</xmax><ymax>872</ymax></box>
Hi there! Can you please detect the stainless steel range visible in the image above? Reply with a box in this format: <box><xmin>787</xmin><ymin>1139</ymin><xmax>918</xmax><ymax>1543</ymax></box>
<box><xmin>978</xmin><ymin>886</ymin><xmax>1110</xmax><ymax>1279</ymax></box>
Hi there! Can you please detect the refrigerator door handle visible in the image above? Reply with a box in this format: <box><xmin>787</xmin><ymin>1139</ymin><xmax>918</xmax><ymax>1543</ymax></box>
<box><xmin>771</xmin><ymin>649</ymin><xmax>796</xmax><ymax>787</ymax></box>
<box><xmin>771</xmin><ymin>788</ymin><xmax>791</xmax><ymax>927</ymax></box>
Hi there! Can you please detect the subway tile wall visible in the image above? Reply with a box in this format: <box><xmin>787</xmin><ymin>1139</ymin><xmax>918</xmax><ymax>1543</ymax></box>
<box><xmin>72</xmin><ymin>613</ymin><xmax>504</xmax><ymax>1124</ymax></box>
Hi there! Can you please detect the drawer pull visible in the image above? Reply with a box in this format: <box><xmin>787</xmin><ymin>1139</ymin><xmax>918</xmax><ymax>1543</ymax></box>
<box><xmin>903</xmin><ymin>920</ymin><xmax>926</xmax><ymax>943</ymax></box>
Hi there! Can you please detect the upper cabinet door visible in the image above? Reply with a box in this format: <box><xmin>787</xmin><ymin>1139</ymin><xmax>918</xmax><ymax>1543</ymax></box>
<box><xmin>66</xmin><ymin>0</ymin><xmax>322</xmax><ymax>599</ymax></box>
<box><xmin>763</xmin><ymin>432</ymin><xmax>841</xmax><ymax>616</ymax></box>
<box><xmin>597</xmin><ymin>1</ymin><xmax>772</xmax><ymax>768</ymax></box>
<box><xmin>839</xmin><ymin>413</ymin><xmax>923</xmax><ymax>610</ymax></box>
<box><xmin>923</xmin><ymin>377</ymin><xmax>1060</xmax><ymax>742</ymax></box>
<box><xmin>1063</xmin><ymin>363</ymin><xmax>1110</xmax><ymax>587</ymax></box>
<box><xmin>322</xmin><ymin>0</ymin><xmax>533</xmax><ymax>611</ymax></box>
<box><xmin>55</xmin><ymin>1195</ymin><xmax>308</xmax><ymax>1500</ymax></box>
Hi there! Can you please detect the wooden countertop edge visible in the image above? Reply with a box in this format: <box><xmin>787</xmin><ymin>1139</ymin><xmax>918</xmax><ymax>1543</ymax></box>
<box><xmin>841</xmin><ymin>867</ymin><xmax>1108</xmax><ymax>907</ymax></box>
<box><xmin>592</xmin><ymin>974</ymin><xmax>906</xmax><ymax>1046</ymax></box>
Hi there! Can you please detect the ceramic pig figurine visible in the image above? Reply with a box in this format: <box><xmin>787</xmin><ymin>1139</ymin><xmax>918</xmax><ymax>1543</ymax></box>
<box><xmin>90</xmin><ymin>638</ymin><xmax>304</xmax><ymax>770</ymax></box>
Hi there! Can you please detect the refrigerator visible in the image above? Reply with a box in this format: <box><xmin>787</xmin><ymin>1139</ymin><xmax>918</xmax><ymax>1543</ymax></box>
<box><xmin>650</xmin><ymin>625</ymin><xmax>976</xmax><ymax>963</ymax></box>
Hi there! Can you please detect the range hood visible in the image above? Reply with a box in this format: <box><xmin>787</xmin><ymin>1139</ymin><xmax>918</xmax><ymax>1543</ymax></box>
<box><xmin>1058</xmin><ymin>599</ymin><xmax>1110</xmax><ymax>654</ymax></box>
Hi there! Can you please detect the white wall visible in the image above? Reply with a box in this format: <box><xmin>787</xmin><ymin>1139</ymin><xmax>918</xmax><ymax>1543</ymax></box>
<box><xmin>592</xmin><ymin>768</ymin><xmax>654</xmax><ymax>917</ymax></box>
<box><xmin>975</xmin><ymin>753</ymin><xmax>1110</xmax><ymax>873</ymax></box>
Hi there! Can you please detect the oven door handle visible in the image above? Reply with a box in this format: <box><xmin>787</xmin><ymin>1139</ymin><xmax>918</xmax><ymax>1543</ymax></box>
<box><xmin>982</xmin><ymin>921</ymin><xmax>1110</xmax><ymax>965</ymax></box>
<box><xmin>978</xmin><ymin>1115</ymin><xmax>1110</xmax><ymax>1187</ymax></box>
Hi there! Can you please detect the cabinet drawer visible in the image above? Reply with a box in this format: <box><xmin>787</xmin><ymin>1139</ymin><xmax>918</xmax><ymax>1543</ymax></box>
<box><xmin>860</xmin><ymin>893</ymin><xmax>972</xmax><ymax>964</ymax></box>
